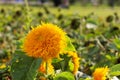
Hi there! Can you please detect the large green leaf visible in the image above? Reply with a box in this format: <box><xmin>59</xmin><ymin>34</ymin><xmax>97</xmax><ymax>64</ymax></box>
<box><xmin>54</xmin><ymin>72</ymin><xmax>75</xmax><ymax>80</ymax></box>
<box><xmin>110</xmin><ymin>64</ymin><xmax>120</xmax><ymax>76</ymax></box>
<box><xmin>64</xmin><ymin>36</ymin><xmax>76</xmax><ymax>52</ymax></box>
<box><xmin>11</xmin><ymin>50</ymin><xmax>42</xmax><ymax>80</ymax></box>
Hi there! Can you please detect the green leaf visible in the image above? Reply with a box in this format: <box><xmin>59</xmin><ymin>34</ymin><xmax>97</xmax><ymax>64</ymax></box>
<box><xmin>110</xmin><ymin>71</ymin><xmax>120</xmax><ymax>76</ymax></box>
<box><xmin>69</xmin><ymin>60</ymin><xmax>74</xmax><ymax>72</ymax></box>
<box><xmin>108</xmin><ymin>43</ymin><xmax>118</xmax><ymax>51</ymax></box>
<box><xmin>11</xmin><ymin>50</ymin><xmax>42</xmax><ymax>80</ymax></box>
<box><xmin>113</xmin><ymin>38</ymin><xmax>120</xmax><ymax>49</ymax></box>
<box><xmin>79</xmin><ymin>77</ymin><xmax>92</xmax><ymax>80</ymax></box>
<box><xmin>64</xmin><ymin>36</ymin><xmax>76</xmax><ymax>52</ymax></box>
<box><xmin>110</xmin><ymin>64</ymin><xmax>120</xmax><ymax>76</ymax></box>
<box><xmin>54</xmin><ymin>72</ymin><xmax>75</xmax><ymax>80</ymax></box>
<box><xmin>60</xmin><ymin>54</ymin><xmax>71</xmax><ymax>71</ymax></box>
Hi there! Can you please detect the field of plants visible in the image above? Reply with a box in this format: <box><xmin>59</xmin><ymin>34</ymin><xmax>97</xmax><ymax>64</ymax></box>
<box><xmin>0</xmin><ymin>2</ymin><xmax>120</xmax><ymax>80</ymax></box>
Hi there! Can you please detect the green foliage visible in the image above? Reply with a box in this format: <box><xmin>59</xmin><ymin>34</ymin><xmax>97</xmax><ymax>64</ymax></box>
<box><xmin>79</xmin><ymin>77</ymin><xmax>92</xmax><ymax>80</ymax></box>
<box><xmin>52</xmin><ymin>36</ymin><xmax>76</xmax><ymax>72</ymax></box>
<box><xmin>10</xmin><ymin>50</ymin><xmax>42</xmax><ymax>80</ymax></box>
<box><xmin>110</xmin><ymin>64</ymin><xmax>120</xmax><ymax>76</ymax></box>
<box><xmin>54</xmin><ymin>72</ymin><xmax>75</xmax><ymax>80</ymax></box>
<box><xmin>64</xmin><ymin>36</ymin><xmax>76</xmax><ymax>52</ymax></box>
<box><xmin>52</xmin><ymin>54</ymin><xmax>73</xmax><ymax>72</ymax></box>
<box><xmin>113</xmin><ymin>38</ymin><xmax>120</xmax><ymax>50</ymax></box>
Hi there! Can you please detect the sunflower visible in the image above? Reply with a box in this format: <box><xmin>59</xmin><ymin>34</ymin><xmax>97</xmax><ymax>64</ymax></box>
<box><xmin>93</xmin><ymin>67</ymin><xmax>109</xmax><ymax>80</ymax></box>
<box><xmin>23</xmin><ymin>23</ymin><xmax>66</xmax><ymax>61</ymax></box>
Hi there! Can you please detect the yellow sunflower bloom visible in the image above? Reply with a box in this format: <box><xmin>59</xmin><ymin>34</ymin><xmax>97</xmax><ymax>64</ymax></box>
<box><xmin>93</xmin><ymin>67</ymin><xmax>109</xmax><ymax>80</ymax></box>
<box><xmin>23</xmin><ymin>23</ymin><xmax>66</xmax><ymax>61</ymax></box>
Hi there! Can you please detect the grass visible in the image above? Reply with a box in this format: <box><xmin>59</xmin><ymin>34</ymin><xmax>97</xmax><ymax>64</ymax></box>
<box><xmin>33</xmin><ymin>3</ymin><xmax>120</xmax><ymax>18</ymax></box>
<box><xmin>0</xmin><ymin>3</ymin><xmax>120</xmax><ymax>18</ymax></box>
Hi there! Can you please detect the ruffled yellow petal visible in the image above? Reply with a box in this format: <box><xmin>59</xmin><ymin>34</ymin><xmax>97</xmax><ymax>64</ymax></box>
<box><xmin>93</xmin><ymin>67</ymin><xmax>109</xmax><ymax>80</ymax></box>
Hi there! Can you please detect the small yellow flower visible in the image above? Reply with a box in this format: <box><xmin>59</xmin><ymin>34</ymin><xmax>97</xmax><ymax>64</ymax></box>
<box><xmin>23</xmin><ymin>23</ymin><xmax>66</xmax><ymax>61</ymax></box>
<box><xmin>93</xmin><ymin>67</ymin><xmax>109</xmax><ymax>80</ymax></box>
<box><xmin>0</xmin><ymin>64</ymin><xmax>6</xmax><ymax>69</ymax></box>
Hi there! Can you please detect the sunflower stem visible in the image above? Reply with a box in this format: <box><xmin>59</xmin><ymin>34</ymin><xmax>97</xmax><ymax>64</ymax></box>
<box><xmin>46</xmin><ymin>61</ymin><xmax>48</xmax><ymax>79</ymax></box>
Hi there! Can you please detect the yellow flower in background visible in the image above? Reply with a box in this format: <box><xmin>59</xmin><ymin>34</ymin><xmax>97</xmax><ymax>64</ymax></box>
<box><xmin>0</xmin><ymin>64</ymin><xmax>6</xmax><ymax>69</ymax></box>
<box><xmin>23</xmin><ymin>23</ymin><xmax>66</xmax><ymax>61</ymax></box>
<box><xmin>93</xmin><ymin>67</ymin><xmax>109</xmax><ymax>80</ymax></box>
<box><xmin>38</xmin><ymin>60</ymin><xmax>54</xmax><ymax>75</ymax></box>
<box><xmin>67</xmin><ymin>51</ymin><xmax>80</xmax><ymax>75</ymax></box>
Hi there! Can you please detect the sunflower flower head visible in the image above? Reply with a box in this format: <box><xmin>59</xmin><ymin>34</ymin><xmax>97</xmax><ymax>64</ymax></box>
<box><xmin>23</xmin><ymin>23</ymin><xmax>66</xmax><ymax>61</ymax></box>
<box><xmin>93</xmin><ymin>67</ymin><xmax>109</xmax><ymax>80</ymax></box>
